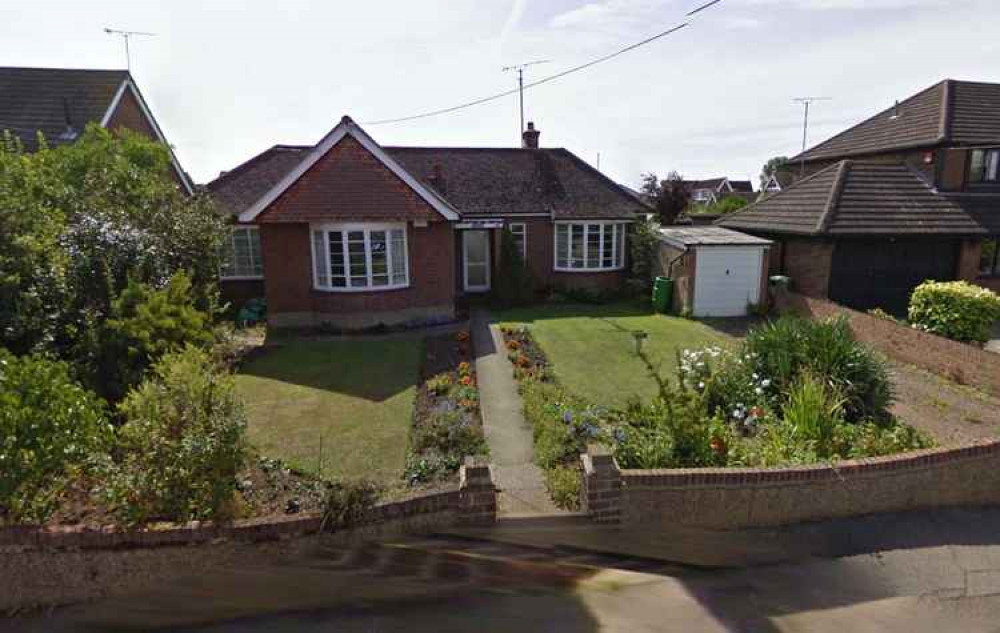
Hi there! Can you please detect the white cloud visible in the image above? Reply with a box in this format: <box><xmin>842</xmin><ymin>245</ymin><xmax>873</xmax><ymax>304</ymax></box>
<box><xmin>746</xmin><ymin>0</ymin><xmax>956</xmax><ymax>8</ymax></box>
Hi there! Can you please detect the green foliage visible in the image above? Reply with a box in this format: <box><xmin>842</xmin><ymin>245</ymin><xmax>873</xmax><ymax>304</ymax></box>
<box><xmin>908</xmin><ymin>280</ymin><xmax>1000</xmax><ymax>345</ymax></box>
<box><xmin>867</xmin><ymin>307</ymin><xmax>901</xmax><ymax>323</ymax></box>
<box><xmin>0</xmin><ymin>351</ymin><xmax>111</xmax><ymax>522</ymax></box>
<box><xmin>521</xmin><ymin>379</ymin><xmax>598</xmax><ymax>470</ymax></box>
<box><xmin>107</xmin><ymin>346</ymin><xmax>249</xmax><ymax>524</ymax></box>
<box><xmin>425</xmin><ymin>372</ymin><xmax>454</xmax><ymax>396</ymax></box>
<box><xmin>492</xmin><ymin>228</ymin><xmax>536</xmax><ymax>308</ymax></box>
<box><xmin>320</xmin><ymin>480</ymin><xmax>382</xmax><ymax>531</ymax></box>
<box><xmin>780</xmin><ymin>373</ymin><xmax>846</xmax><ymax>456</ymax></box>
<box><xmin>627</xmin><ymin>219</ymin><xmax>661</xmax><ymax>299</ymax></box>
<box><xmin>410</xmin><ymin>410</ymin><xmax>487</xmax><ymax>459</ymax></box>
<box><xmin>640</xmin><ymin>171</ymin><xmax>690</xmax><ymax>225</ymax></box>
<box><xmin>687</xmin><ymin>196</ymin><xmax>749</xmax><ymax>216</ymax></box>
<box><xmin>0</xmin><ymin>124</ymin><xmax>226</xmax><ymax>360</ymax></box>
<box><xmin>85</xmin><ymin>272</ymin><xmax>215</xmax><ymax>402</ymax></box>
<box><xmin>743</xmin><ymin>316</ymin><xmax>893</xmax><ymax>423</ymax></box>
<box><xmin>610</xmin><ymin>391</ymin><xmax>725</xmax><ymax>469</ymax></box>
<box><xmin>544</xmin><ymin>465</ymin><xmax>582</xmax><ymax>511</ymax></box>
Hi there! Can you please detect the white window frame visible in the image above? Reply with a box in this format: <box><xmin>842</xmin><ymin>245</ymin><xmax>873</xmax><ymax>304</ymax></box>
<box><xmin>508</xmin><ymin>222</ymin><xmax>527</xmax><ymax>260</ymax></box>
<box><xmin>220</xmin><ymin>225</ymin><xmax>263</xmax><ymax>280</ymax></box>
<box><xmin>553</xmin><ymin>221</ymin><xmax>630</xmax><ymax>273</ymax></box>
<box><xmin>310</xmin><ymin>222</ymin><xmax>410</xmax><ymax>293</ymax></box>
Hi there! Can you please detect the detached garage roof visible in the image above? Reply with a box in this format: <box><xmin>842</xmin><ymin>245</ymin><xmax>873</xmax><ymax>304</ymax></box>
<box><xmin>658</xmin><ymin>226</ymin><xmax>771</xmax><ymax>249</ymax></box>
<box><xmin>718</xmin><ymin>160</ymin><xmax>988</xmax><ymax>237</ymax></box>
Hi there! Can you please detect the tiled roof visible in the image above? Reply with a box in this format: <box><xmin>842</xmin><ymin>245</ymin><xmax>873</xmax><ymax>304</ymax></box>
<box><xmin>0</xmin><ymin>67</ymin><xmax>128</xmax><ymax>151</ymax></box>
<box><xmin>718</xmin><ymin>160</ymin><xmax>988</xmax><ymax>237</ymax></box>
<box><xmin>209</xmin><ymin>143</ymin><xmax>648</xmax><ymax>220</ymax></box>
<box><xmin>949</xmin><ymin>196</ymin><xmax>1000</xmax><ymax>234</ymax></box>
<box><xmin>728</xmin><ymin>180</ymin><xmax>754</xmax><ymax>193</ymax></box>
<box><xmin>207</xmin><ymin>145</ymin><xmax>308</xmax><ymax>216</ymax></box>
<box><xmin>794</xmin><ymin>80</ymin><xmax>1000</xmax><ymax>163</ymax></box>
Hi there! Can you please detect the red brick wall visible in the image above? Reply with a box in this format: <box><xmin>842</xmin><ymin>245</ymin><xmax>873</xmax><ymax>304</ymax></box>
<box><xmin>260</xmin><ymin>221</ymin><xmax>456</xmax><ymax>328</ymax></box>
<box><xmin>782</xmin><ymin>238</ymin><xmax>833</xmax><ymax>297</ymax></box>
<box><xmin>775</xmin><ymin>290</ymin><xmax>1000</xmax><ymax>398</ymax></box>
<box><xmin>260</xmin><ymin>136</ymin><xmax>439</xmax><ymax>224</ymax></box>
<box><xmin>513</xmin><ymin>218</ymin><xmax>628</xmax><ymax>292</ymax></box>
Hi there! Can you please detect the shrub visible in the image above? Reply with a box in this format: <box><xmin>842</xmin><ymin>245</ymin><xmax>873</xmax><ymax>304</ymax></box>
<box><xmin>521</xmin><ymin>380</ymin><xmax>597</xmax><ymax>470</ymax></box>
<box><xmin>627</xmin><ymin>219</ymin><xmax>661</xmax><ymax>299</ymax></box>
<box><xmin>908</xmin><ymin>280</ymin><xmax>1000</xmax><ymax>345</ymax></box>
<box><xmin>84</xmin><ymin>271</ymin><xmax>215</xmax><ymax>402</ymax></box>
<box><xmin>411</xmin><ymin>410</ymin><xmax>487</xmax><ymax>458</ymax></box>
<box><xmin>0</xmin><ymin>351</ymin><xmax>111</xmax><ymax>522</ymax></box>
<box><xmin>320</xmin><ymin>480</ymin><xmax>382</xmax><ymax>531</ymax></box>
<box><xmin>491</xmin><ymin>228</ymin><xmax>536</xmax><ymax>308</ymax></box>
<box><xmin>107</xmin><ymin>346</ymin><xmax>248</xmax><ymax>524</ymax></box>
<box><xmin>544</xmin><ymin>465</ymin><xmax>582</xmax><ymax>511</ymax></box>
<box><xmin>743</xmin><ymin>316</ymin><xmax>893</xmax><ymax>423</ymax></box>
<box><xmin>426</xmin><ymin>373</ymin><xmax>454</xmax><ymax>396</ymax></box>
<box><xmin>780</xmin><ymin>373</ymin><xmax>845</xmax><ymax>457</ymax></box>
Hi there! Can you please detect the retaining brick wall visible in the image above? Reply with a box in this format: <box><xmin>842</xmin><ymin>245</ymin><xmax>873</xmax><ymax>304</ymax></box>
<box><xmin>0</xmin><ymin>460</ymin><xmax>496</xmax><ymax>611</ymax></box>
<box><xmin>774</xmin><ymin>289</ymin><xmax>1000</xmax><ymax>398</ymax></box>
<box><xmin>581</xmin><ymin>441</ymin><xmax>1000</xmax><ymax>530</ymax></box>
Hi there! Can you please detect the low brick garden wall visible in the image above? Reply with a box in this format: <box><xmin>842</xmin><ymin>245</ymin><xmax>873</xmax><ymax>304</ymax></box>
<box><xmin>774</xmin><ymin>290</ymin><xmax>1000</xmax><ymax>398</ymax></box>
<box><xmin>0</xmin><ymin>460</ymin><xmax>496</xmax><ymax>612</ymax></box>
<box><xmin>581</xmin><ymin>442</ymin><xmax>1000</xmax><ymax>530</ymax></box>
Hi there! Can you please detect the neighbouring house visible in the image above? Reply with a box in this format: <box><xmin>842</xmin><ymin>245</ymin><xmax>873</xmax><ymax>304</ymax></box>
<box><xmin>0</xmin><ymin>66</ymin><xmax>193</xmax><ymax>193</ymax></box>
<box><xmin>656</xmin><ymin>226</ymin><xmax>771</xmax><ymax>317</ymax></box>
<box><xmin>720</xmin><ymin>79</ymin><xmax>1000</xmax><ymax>314</ymax></box>
<box><xmin>686</xmin><ymin>177</ymin><xmax>755</xmax><ymax>206</ymax></box>
<box><xmin>208</xmin><ymin>117</ymin><xmax>648</xmax><ymax>328</ymax></box>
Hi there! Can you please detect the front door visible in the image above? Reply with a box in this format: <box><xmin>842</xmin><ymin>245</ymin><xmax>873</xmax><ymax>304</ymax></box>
<box><xmin>462</xmin><ymin>230</ymin><xmax>491</xmax><ymax>292</ymax></box>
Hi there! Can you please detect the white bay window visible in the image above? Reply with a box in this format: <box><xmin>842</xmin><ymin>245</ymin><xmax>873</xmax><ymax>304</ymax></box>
<box><xmin>220</xmin><ymin>226</ymin><xmax>263</xmax><ymax>279</ymax></box>
<box><xmin>311</xmin><ymin>223</ymin><xmax>409</xmax><ymax>291</ymax></box>
<box><xmin>554</xmin><ymin>222</ymin><xmax>628</xmax><ymax>272</ymax></box>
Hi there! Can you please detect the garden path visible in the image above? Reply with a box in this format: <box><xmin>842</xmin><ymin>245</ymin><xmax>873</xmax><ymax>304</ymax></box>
<box><xmin>471</xmin><ymin>309</ymin><xmax>566</xmax><ymax>517</ymax></box>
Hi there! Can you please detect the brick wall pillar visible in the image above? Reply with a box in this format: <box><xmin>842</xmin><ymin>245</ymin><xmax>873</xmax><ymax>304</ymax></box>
<box><xmin>458</xmin><ymin>456</ymin><xmax>497</xmax><ymax>525</ymax></box>
<box><xmin>581</xmin><ymin>444</ymin><xmax>622</xmax><ymax>524</ymax></box>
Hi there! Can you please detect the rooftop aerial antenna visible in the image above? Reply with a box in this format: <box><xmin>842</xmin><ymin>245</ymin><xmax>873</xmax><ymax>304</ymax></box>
<box><xmin>793</xmin><ymin>96</ymin><xmax>832</xmax><ymax>177</ymax></box>
<box><xmin>103</xmin><ymin>27</ymin><xmax>156</xmax><ymax>71</ymax></box>
<box><xmin>503</xmin><ymin>60</ymin><xmax>551</xmax><ymax>138</ymax></box>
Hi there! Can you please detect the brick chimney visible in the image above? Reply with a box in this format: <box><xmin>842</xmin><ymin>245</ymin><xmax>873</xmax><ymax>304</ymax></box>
<box><xmin>522</xmin><ymin>121</ymin><xmax>540</xmax><ymax>149</ymax></box>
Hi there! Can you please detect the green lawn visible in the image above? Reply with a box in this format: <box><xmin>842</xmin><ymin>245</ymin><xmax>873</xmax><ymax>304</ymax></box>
<box><xmin>235</xmin><ymin>338</ymin><xmax>423</xmax><ymax>486</ymax></box>
<box><xmin>498</xmin><ymin>302</ymin><xmax>733</xmax><ymax>407</ymax></box>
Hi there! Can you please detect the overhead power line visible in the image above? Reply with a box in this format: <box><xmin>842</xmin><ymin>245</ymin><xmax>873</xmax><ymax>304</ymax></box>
<box><xmin>363</xmin><ymin>0</ymin><xmax>725</xmax><ymax>126</ymax></box>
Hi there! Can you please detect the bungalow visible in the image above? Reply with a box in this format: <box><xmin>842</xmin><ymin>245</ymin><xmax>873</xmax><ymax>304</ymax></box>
<box><xmin>208</xmin><ymin>118</ymin><xmax>648</xmax><ymax>328</ymax></box>
<box><xmin>720</xmin><ymin>79</ymin><xmax>1000</xmax><ymax>314</ymax></box>
<box><xmin>0</xmin><ymin>66</ymin><xmax>193</xmax><ymax>193</ymax></box>
<box><xmin>686</xmin><ymin>177</ymin><xmax>755</xmax><ymax>206</ymax></box>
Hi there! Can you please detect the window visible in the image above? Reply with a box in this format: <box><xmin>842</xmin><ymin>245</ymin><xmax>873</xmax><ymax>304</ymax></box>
<box><xmin>554</xmin><ymin>222</ymin><xmax>628</xmax><ymax>272</ymax></box>
<box><xmin>311</xmin><ymin>223</ymin><xmax>408</xmax><ymax>291</ymax></box>
<box><xmin>970</xmin><ymin>149</ymin><xmax>1000</xmax><ymax>184</ymax></box>
<box><xmin>981</xmin><ymin>238</ymin><xmax>1000</xmax><ymax>277</ymax></box>
<box><xmin>220</xmin><ymin>226</ymin><xmax>262</xmax><ymax>279</ymax></box>
<box><xmin>508</xmin><ymin>223</ymin><xmax>527</xmax><ymax>260</ymax></box>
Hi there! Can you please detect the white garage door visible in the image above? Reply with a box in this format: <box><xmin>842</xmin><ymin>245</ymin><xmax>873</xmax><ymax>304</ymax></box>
<box><xmin>693</xmin><ymin>246</ymin><xmax>764</xmax><ymax>317</ymax></box>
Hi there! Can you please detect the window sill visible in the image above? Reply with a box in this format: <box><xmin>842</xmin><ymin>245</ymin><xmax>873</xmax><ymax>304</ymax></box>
<box><xmin>553</xmin><ymin>266</ymin><xmax>626</xmax><ymax>274</ymax></box>
<box><xmin>312</xmin><ymin>283</ymin><xmax>411</xmax><ymax>294</ymax></box>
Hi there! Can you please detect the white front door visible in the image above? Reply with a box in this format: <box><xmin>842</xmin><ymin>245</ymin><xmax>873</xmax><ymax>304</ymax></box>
<box><xmin>693</xmin><ymin>246</ymin><xmax>764</xmax><ymax>317</ymax></box>
<box><xmin>463</xmin><ymin>230</ymin><xmax>491</xmax><ymax>292</ymax></box>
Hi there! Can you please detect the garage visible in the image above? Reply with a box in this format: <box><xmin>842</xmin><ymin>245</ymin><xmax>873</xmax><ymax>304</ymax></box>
<box><xmin>657</xmin><ymin>226</ymin><xmax>772</xmax><ymax>317</ymax></box>
<box><xmin>829</xmin><ymin>238</ymin><xmax>959</xmax><ymax>315</ymax></box>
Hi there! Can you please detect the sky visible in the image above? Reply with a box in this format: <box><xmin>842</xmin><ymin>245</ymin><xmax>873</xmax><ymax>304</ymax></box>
<box><xmin>2</xmin><ymin>0</ymin><xmax>999</xmax><ymax>189</ymax></box>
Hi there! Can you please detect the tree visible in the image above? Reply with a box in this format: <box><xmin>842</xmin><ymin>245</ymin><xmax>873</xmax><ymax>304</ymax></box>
<box><xmin>760</xmin><ymin>156</ymin><xmax>789</xmax><ymax>190</ymax></box>
<box><xmin>638</xmin><ymin>171</ymin><xmax>690</xmax><ymax>225</ymax></box>
<box><xmin>0</xmin><ymin>124</ymin><xmax>226</xmax><ymax>361</ymax></box>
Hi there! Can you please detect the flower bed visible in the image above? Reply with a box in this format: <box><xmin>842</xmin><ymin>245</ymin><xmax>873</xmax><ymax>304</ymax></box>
<box><xmin>502</xmin><ymin>319</ymin><xmax>935</xmax><ymax>509</ymax></box>
<box><xmin>404</xmin><ymin>330</ymin><xmax>488</xmax><ymax>486</ymax></box>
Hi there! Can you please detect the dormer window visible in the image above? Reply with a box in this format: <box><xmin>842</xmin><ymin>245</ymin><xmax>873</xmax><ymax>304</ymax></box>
<box><xmin>970</xmin><ymin>149</ymin><xmax>1000</xmax><ymax>184</ymax></box>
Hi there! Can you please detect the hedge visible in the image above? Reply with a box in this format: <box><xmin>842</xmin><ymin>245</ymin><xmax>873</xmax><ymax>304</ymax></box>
<box><xmin>908</xmin><ymin>281</ymin><xmax>1000</xmax><ymax>345</ymax></box>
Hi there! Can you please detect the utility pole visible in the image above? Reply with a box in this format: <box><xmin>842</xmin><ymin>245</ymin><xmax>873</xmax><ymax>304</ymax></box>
<box><xmin>104</xmin><ymin>28</ymin><xmax>156</xmax><ymax>72</ymax></box>
<box><xmin>793</xmin><ymin>97</ymin><xmax>831</xmax><ymax>177</ymax></box>
<box><xmin>502</xmin><ymin>60</ymin><xmax>550</xmax><ymax>137</ymax></box>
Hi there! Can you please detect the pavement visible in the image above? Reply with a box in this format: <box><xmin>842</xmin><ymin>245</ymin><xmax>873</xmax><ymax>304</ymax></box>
<box><xmin>470</xmin><ymin>309</ymin><xmax>564</xmax><ymax>517</ymax></box>
<box><xmin>9</xmin><ymin>507</ymin><xmax>1000</xmax><ymax>632</ymax></box>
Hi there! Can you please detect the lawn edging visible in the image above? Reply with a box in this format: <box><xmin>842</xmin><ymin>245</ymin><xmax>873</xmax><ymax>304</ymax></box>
<box><xmin>0</xmin><ymin>459</ymin><xmax>497</xmax><ymax>612</ymax></box>
<box><xmin>774</xmin><ymin>289</ymin><xmax>1000</xmax><ymax>398</ymax></box>
<box><xmin>581</xmin><ymin>440</ymin><xmax>1000</xmax><ymax>530</ymax></box>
